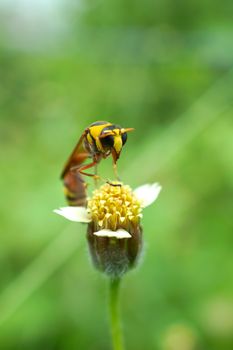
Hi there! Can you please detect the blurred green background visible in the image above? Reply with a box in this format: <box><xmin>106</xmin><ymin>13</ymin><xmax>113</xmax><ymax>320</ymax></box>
<box><xmin>0</xmin><ymin>0</ymin><xmax>233</xmax><ymax>349</ymax></box>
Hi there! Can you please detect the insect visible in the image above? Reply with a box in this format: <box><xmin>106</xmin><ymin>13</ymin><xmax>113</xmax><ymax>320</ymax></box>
<box><xmin>61</xmin><ymin>121</ymin><xmax>134</xmax><ymax>206</ymax></box>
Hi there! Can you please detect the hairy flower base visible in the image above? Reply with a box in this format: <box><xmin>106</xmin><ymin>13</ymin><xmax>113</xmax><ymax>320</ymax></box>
<box><xmin>87</xmin><ymin>222</ymin><xmax>143</xmax><ymax>278</ymax></box>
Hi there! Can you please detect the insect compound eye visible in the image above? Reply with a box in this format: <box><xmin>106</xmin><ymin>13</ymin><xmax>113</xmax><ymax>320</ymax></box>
<box><xmin>101</xmin><ymin>135</ymin><xmax>114</xmax><ymax>148</ymax></box>
<box><xmin>121</xmin><ymin>133</ymin><xmax>127</xmax><ymax>145</ymax></box>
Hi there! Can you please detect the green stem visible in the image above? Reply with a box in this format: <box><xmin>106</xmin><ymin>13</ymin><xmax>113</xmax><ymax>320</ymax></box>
<box><xmin>109</xmin><ymin>278</ymin><xmax>124</xmax><ymax>350</ymax></box>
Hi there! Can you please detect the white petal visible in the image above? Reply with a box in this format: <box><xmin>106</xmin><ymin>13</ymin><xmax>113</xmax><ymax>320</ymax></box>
<box><xmin>93</xmin><ymin>229</ymin><xmax>131</xmax><ymax>239</ymax></box>
<box><xmin>134</xmin><ymin>183</ymin><xmax>162</xmax><ymax>208</ymax></box>
<box><xmin>53</xmin><ymin>206</ymin><xmax>91</xmax><ymax>223</ymax></box>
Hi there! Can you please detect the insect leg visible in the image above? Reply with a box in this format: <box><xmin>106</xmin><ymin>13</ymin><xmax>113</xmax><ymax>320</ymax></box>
<box><xmin>113</xmin><ymin>162</ymin><xmax>121</xmax><ymax>181</ymax></box>
<box><xmin>73</xmin><ymin>161</ymin><xmax>100</xmax><ymax>179</ymax></box>
<box><xmin>94</xmin><ymin>163</ymin><xmax>99</xmax><ymax>187</ymax></box>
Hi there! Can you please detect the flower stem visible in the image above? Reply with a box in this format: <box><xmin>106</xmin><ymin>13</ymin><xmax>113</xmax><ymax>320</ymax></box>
<box><xmin>109</xmin><ymin>278</ymin><xmax>124</xmax><ymax>350</ymax></box>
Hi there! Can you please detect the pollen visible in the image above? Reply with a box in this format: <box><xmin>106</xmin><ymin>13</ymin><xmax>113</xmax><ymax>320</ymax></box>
<box><xmin>87</xmin><ymin>182</ymin><xmax>142</xmax><ymax>231</ymax></box>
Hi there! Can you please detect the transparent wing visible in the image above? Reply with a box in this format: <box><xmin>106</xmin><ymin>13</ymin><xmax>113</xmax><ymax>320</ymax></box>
<box><xmin>61</xmin><ymin>132</ymin><xmax>89</xmax><ymax>179</ymax></box>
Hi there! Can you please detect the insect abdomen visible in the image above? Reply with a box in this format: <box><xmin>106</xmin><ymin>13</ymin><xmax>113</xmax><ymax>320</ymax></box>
<box><xmin>63</xmin><ymin>171</ymin><xmax>87</xmax><ymax>207</ymax></box>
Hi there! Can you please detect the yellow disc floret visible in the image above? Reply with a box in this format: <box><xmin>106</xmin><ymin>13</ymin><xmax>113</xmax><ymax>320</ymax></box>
<box><xmin>87</xmin><ymin>182</ymin><xmax>142</xmax><ymax>231</ymax></box>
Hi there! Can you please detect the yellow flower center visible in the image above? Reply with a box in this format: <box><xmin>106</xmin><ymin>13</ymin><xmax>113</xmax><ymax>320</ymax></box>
<box><xmin>87</xmin><ymin>182</ymin><xmax>142</xmax><ymax>231</ymax></box>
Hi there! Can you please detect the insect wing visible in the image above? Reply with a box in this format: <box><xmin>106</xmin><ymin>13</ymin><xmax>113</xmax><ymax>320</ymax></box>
<box><xmin>61</xmin><ymin>131</ymin><xmax>88</xmax><ymax>179</ymax></box>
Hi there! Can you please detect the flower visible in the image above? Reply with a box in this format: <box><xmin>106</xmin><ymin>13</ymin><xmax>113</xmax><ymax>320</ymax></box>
<box><xmin>54</xmin><ymin>182</ymin><xmax>161</xmax><ymax>236</ymax></box>
<box><xmin>54</xmin><ymin>182</ymin><xmax>161</xmax><ymax>278</ymax></box>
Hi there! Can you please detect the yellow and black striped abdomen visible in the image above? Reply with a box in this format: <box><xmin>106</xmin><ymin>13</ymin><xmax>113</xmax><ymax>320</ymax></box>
<box><xmin>63</xmin><ymin>171</ymin><xmax>87</xmax><ymax>207</ymax></box>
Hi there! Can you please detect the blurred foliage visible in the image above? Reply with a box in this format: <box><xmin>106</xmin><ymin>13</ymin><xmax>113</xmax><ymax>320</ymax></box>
<box><xmin>0</xmin><ymin>0</ymin><xmax>233</xmax><ymax>349</ymax></box>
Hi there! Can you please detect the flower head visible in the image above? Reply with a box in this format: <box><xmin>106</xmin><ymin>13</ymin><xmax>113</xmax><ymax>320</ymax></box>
<box><xmin>88</xmin><ymin>182</ymin><xmax>142</xmax><ymax>233</ymax></box>
<box><xmin>54</xmin><ymin>182</ymin><xmax>161</xmax><ymax>234</ymax></box>
<box><xmin>54</xmin><ymin>182</ymin><xmax>161</xmax><ymax>278</ymax></box>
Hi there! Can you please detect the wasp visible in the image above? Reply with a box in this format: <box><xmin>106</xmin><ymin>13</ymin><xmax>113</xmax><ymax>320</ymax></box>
<box><xmin>61</xmin><ymin>121</ymin><xmax>134</xmax><ymax>206</ymax></box>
